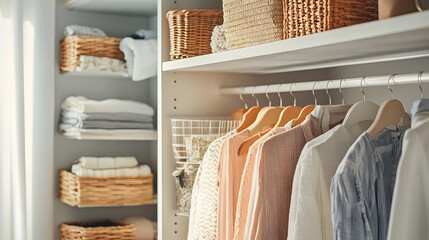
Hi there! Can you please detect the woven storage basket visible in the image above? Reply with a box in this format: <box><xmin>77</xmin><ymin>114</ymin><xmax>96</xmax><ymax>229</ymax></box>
<box><xmin>60</xmin><ymin>35</ymin><xmax>125</xmax><ymax>72</ymax></box>
<box><xmin>222</xmin><ymin>0</ymin><xmax>284</xmax><ymax>50</ymax></box>
<box><xmin>60</xmin><ymin>220</ymin><xmax>136</xmax><ymax>240</ymax></box>
<box><xmin>59</xmin><ymin>170</ymin><xmax>153</xmax><ymax>207</ymax></box>
<box><xmin>283</xmin><ymin>0</ymin><xmax>378</xmax><ymax>39</ymax></box>
<box><xmin>167</xmin><ymin>9</ymin><xmax>223</xmax><ymax>60</ymax></box>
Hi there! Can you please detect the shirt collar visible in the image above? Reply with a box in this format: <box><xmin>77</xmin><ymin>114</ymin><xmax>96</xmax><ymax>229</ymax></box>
<box><xmin>311</xmin><ymin>104</ymin><xmax>352</xmax><ymax>133</ymax></box>
<box><xmin>410</xmin><ymin>98</ymin><xmax>429</xmax><ymax>118</ymax></box>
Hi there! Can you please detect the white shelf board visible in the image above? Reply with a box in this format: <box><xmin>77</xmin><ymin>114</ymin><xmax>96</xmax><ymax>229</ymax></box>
<box><xmin>163</xmin><ymin>11</ymin><xmax>429</xmax><ymax>74</ymax></box>
<box><xmin>61</xmin><ymin>130</ymin><xmax>158</xmax><ymax>141</ymax></box>
<box><xmin>63</xmin><ymin>70</ymin><xmax>131</xmax><ymax>79</ymax></box>
<box><xmin>65</xmin><ymin>0</ymin><xmax>157</xmax><ymax>16</ymax></box>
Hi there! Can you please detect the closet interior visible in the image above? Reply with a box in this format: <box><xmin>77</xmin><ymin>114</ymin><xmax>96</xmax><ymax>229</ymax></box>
<box><xmin>54</xmin><ymin>0</ymin><xmax>157</xmax><ymax>239</ymax></box>
<box><xmin>158</xmin><ymin>0</ymin><xmax>429</xmax><ymax>240</ymax></box>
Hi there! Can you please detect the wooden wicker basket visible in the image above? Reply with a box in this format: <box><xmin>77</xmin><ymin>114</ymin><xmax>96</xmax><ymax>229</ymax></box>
<box><xmin>59</xmin><ymin>170</ymin><xmax>153</xmax><ymax>207</ymax></box>
<box><xmin>60</xmin><ymin>35</ymin><xmax>125</xmax><ymax>72</ymax></box>
<box><xmin>167</xmin><ymin>9</ymin><xmax>223</xmax><ymax>60</ymax></box>
<box><xmin>283</xmin><ymin>0</ymin><xmax>378</xmax><ymax>39</ymax></box>
<box><xmin>60</xmin><ymin>220</ymin><xmax>136</xmax><ymax>240</ymax></box>
<box><xmin>223</xmin><ymin>0</ymin><xmax>284</xmax><ymax>50</ymax></box>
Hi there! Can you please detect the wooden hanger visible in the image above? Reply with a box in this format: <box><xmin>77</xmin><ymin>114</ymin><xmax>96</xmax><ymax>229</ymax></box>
<box><xmin>245</xmin><ymin>106</ymin><xmax>283</xmax><ymax>135</ymax></box>
<box><xmin>274</xmin><ymin>84</ymin><xmax>302</xmax><ymax>128</ymax></box>
<box><xmin>230</xmin><ymin>108</ymin><xmax>248</xmax><ymax>121</ymax></box>
<box><xmin>235</xmin><ymin>106</ymin><xmax>262</xmax><ymax>132</ymax></box>
<box><xmin>291</xmin><ymin>105</ymin><xmax>315</xmax><ymax>127</ymax></box>
<box><xmin>274</xmin><ymin>106</ymin><xmax>302</xmax><ymax>128</ymax></box>
<box><xmin>291</xmin><ymin>81</ymin><xmax>319</xmax><ymax>127</ymax></box>
<box><xmin>366</xmin><ymin>76</ymin><xmax>411</xmax><ymax>139</ymax></box>
<box><xmin>366</xmin><ymin>99</ymin><xmax>410</xmax><ymax>139</ymax></box>
<box><xmin>244</xmin><ymin>86</ymin><xmax>284</xmax><ymax>135</ymax></box>
<box><xmin>343</xmin><ymin>78</ymin><xmax>379</xmax><ymax>131</ymax></box>
<box><xmin>238</xmin><ymin>106</ymin><xmax>300</xmax><ymax>156</ymax></box>
<box><xmin>236</xmin><ymin>87</ymin><xmax>262</xmax><ymax>132</ymax></box>
<box><xmin>238</xmin><ymin>85</ymin><xmax>298</xmax><ymax>156</ymax></box>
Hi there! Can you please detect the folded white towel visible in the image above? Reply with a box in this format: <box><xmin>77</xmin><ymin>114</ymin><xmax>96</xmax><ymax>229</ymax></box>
<box><xmin>64</xmin><ymin>25</ymin><xmax>106</xmax><ymax>37</ymax></box>
<box><xmin>79</xmin><ymin>156</ymin><xmax>138</xmax><ymax>169</ymax></box>
<box><xmin>71</xmin><ymin>164</ymin><xmax>152</xmax><ymax>177</ymax></box>
<box><xmin>76</xmin><ymin>55</ymin><xmax>128</xmax><ymax>75</ymax></box>
<box><xmin>61</xmin><ymin>96</ymin><xmax>155</xmax><ymax>116</ymax></box>
<box><xmin>211</xmin><ymin>25</ymin><xmax>228</xmax><ymax>53</ymax></box>
<box><xmin>119</xmin><ymin>38</ymin><xmax>157</xmax><ymax>81</ymax></box>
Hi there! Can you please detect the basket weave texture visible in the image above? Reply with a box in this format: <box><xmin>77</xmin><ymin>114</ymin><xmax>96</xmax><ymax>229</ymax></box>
<box><xmin>222</xmin><ymin>0</ymin><xmax>284</xmax><ymax>50</ymax></box>
<box><xmin>167</xmin><ymin>9</ymin><xmax>224</xmax><ymax>60</ymax></box>
<box><xmin>60</xmin><ymin>220</ymin><xmax>136</xmax><ymax>240</ymax></box>
<box><xmin>283</xmin><ymin>0</ymin><xmax>378</xmax><ymax>39</ymax></box>
<box><xmin>60</xmin><ymin>35</ymin><xmax>125</xmax><ymax>72</ymax></box>
<box><xmin>59</xmin><ymin>170</ymin><xmax>153</xmax><ymax>207</ymax></box>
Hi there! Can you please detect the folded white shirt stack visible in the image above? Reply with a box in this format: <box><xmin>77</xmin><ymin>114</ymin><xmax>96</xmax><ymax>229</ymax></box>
<box><xmin>71</xmin><ymin>156</ymin><xmax>152</xmax><ymax>177</ymax></box>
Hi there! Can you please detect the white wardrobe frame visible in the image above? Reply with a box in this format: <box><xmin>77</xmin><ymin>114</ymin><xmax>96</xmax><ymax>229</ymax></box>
<box><xmin>157</xmin><ymin>1</ymin><xmax>429</xmax><ymax>239</ymax></box>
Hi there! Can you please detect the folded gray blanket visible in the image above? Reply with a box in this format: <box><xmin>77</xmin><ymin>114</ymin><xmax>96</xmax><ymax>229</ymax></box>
<box><xmin>59</xmin><ymin>121</ymin><xmax>154</xmax><ymax>131</ymax></box>
<box><xmin>62</xmin><ymin>110</ymin><xmax>153</xmax><ymax>123</ymax></box>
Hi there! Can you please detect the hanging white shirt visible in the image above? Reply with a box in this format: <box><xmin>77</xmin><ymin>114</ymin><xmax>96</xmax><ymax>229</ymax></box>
<box><xmin>387</xmin><ymin>99</ymin><xmax>429</xmax><ymax>240</ymax></box>
<box><xmin>288</xmin><ymin>124</ymin><xmax>355</xmax><ymax>240</ymax></box>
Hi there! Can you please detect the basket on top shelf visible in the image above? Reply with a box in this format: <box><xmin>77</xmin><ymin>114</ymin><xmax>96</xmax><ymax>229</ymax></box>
<box><xmin>59</xmin><ymin>170</ymin><xmax>153</xmax><ymax>207</ymax></box>
<box><xmin>60</xmin><ymin>220</ymin><xmax>135</xmax><ymax>240</ymax></box>
<box><xmin>222</xmin><ymin>0</ymin><xmax>378</xmax><ymax>50</ymax></box>
<box><xmin>283</xmin><ymin>0</ymin><xmax>378</xmax><ymax>39</ymax></box>
<box><xmin>167</xmin><ymin>9</ymin><xmax>223</xmax><ymax>60</ymax></box>
<box><xmin>60</xmin><ymin>35</ymin><xmax>124</xmax><ymax>72</ymax></box>
<box><xmin>223</xmin><ymin>0</ymin><xmax>284</xmax><ymax>50</ymax></box>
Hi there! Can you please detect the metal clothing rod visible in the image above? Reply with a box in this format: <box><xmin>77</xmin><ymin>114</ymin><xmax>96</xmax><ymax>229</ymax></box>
<box><xmin>220</xmin><ymin>72</ymin><xmax>429</xmax><ymax>95</ymax></box>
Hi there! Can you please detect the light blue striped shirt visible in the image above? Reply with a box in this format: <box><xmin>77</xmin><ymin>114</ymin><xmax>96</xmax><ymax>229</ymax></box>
<box><xmin>331</xmin><ymin>129</ymin><xmax>403</xmax><ymax>240</ymax></box>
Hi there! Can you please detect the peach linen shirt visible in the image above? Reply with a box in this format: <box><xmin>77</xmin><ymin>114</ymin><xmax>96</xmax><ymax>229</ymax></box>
<box><xmin>243</xmin><ymin>115</ymin><xmax>321</xmax><ymax>239</ymax></box>
<box><xmin>233</xmin><ymin>126</ymin><xmax>290</xmax><ymax>240</ymax></box>
<box><xmin>244</xmin><ymin>105</ymin><xmax>350</xmax><ymax>240</ymax></box>
<box><xmin>217</xmin><ymin>130</ymin><xmax>251</xmax><ymax>240</ymax></box>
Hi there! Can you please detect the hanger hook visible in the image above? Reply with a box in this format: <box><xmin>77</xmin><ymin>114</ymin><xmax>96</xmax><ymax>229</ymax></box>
<box><xmin>415</xmin><ymin>0</ymin><xmax>423</xmax><ymax>12</ymax></box>
<box><xmin>239</xmin><ymin>87</ymin><xmax>248</xmax><ymax>109</ymax></box>
<box><xmin>360</xmin><ymin>76</ymin><xmax>367</xmax><ymax>101</ymax></box>
<box><xmin>312</xmin><ymin>81</ymin><xmax>318</xmax><ymax>105</ymax></box>
<box><xmin>290</xmin><ymin>83</ymin><xmax>297</xmax><ymax>106</ymax></box>
<box><xmin>418</xmin><ymin>71</ymin><xmax>424</xmax><ymax>99</ymax></box>
<box><xmin>265</xmin><ymin>85</ymin><xmax>272</xmax><ymax>107</ymax></box>
<box><xmin>339</xmin><ymin>79</ymin><xmax>345</xmax><ymax>105</ymax></box>
<box><xmin>251</xmin><ymin>86</ymin><xmax>259</xmax><ymax>106</ymax></box>
<box><xmin>277</xmin><ymin>84</ymin><xmax>283</xmax><ymax>107</ymax></box>
<box><xmin>325</xmin><ymin>80</ymin><xmax>332</xmax><ymax>105</ymax></box>
<box><xmin>388</xmin><ymin>74</ymin><xmax>398</xmax><ymax>99</ymax></box>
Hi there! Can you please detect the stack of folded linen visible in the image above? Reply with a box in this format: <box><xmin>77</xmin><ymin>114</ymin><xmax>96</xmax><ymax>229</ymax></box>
<box><xmin>59</xmin><ymin>96</ymin><xmax>155</xmax><ymax>139</ymax></box>
<box><xmin>71</xmin><ymin>156</ymin><xmax>152</xmax><ymax>177</ymax></box>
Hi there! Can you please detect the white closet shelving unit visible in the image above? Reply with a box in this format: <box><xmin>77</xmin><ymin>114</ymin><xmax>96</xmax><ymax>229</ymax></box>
<box><xmin>54</xmin><ymin>0</ymin><xmax>158</xmax><ymax>239</ymax></box>
<box><xmin>158</xmin><ymin>0</ymin><xmax>429</xmax><ymax>239</ymax></box>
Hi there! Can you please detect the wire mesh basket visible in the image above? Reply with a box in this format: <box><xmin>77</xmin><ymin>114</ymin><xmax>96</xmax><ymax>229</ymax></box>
<box><xmin>171</xmin><ymin>117</ymin><xmax>240</xmax><ymax>212</ymax></box>
<box><xmin>171</xmin><ymin>117</ymin><xmax>240</xmax><ymax>163</ymax></box>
